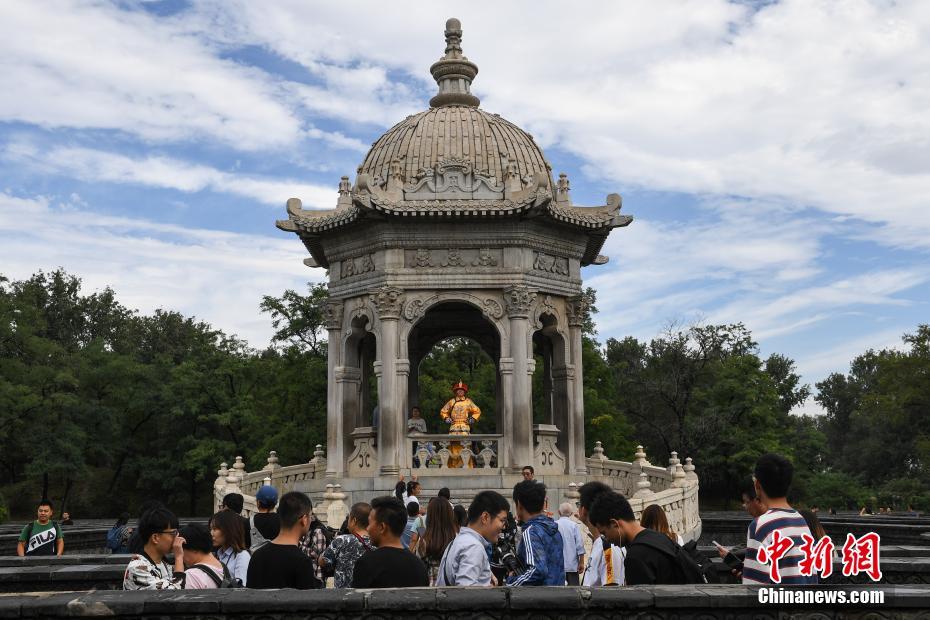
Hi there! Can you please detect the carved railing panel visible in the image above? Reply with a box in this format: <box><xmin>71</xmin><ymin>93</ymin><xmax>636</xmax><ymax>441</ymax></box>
<box><xmin>408</xmin><ymin>434</ymin><xmax>501</xmax><ymax>473</ymax></box>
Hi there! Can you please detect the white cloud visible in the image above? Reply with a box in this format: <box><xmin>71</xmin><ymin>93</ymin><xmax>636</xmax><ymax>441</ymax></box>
<box><xmin>0</xmin><ymin>192</ymin><xmax>323</xmax><ymax>346</ymax></box>
<box><xmin>2</xmin><ymin>141</ymin><xmax>336</xmax><ymax>208</ymax></box>
<box><xmin>0</xmin><ymin>0</ymin><xmax>303</xmax><ymax>149</ymax></box>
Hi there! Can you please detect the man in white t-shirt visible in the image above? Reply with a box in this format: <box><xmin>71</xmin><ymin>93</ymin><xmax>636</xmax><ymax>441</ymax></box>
<box><xmin>577</xmin><ymin>481</ymin><xmax>625</xmax><ymax>586</ymax></box>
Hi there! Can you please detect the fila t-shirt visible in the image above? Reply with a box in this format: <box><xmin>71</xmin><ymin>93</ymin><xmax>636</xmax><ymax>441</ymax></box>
<box><xmin>19</xmin><ymin>521</ymin><xmax>63</xmax><ymax>555</ymax></box>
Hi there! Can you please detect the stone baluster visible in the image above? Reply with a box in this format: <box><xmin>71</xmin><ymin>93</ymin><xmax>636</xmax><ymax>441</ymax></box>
<box><xmin>310</xmin><ymin>444</ymin><xmax>327</xmax><ymax>470</ymax></box>
<box><xmin>316</xmin><ymin>484</ymin><xmax>335</xmax><ymax>525</ymax></box>
<box><xmin>225</xmin><ymin>469</ymin><xmax>242</xmax><ymax>496</ymax></box>
<box><xmin>671</xmin><ymin>462</ymin><xmax>687</xmax><ymax>488</ymax></box>
<box><xmin>264</xmin><ymin>451</ymin><xmax>280</xmax><ymax>473</ymax></box>
<box><xmin>683</xmin><ymin>457</ymin><xmax>698</xmax><ymax>482</ymax></box>
<box><xmin>667</xmin><ymin>451</ymin><xmax>680</xmax><ymax>476</ymax></box>
<box><xmin>633</xmin><ymin>445</ymin><xmax>649</xmax><ymax>467</ymax></box>
<box><xmin>215</xmin><ymin>462</ymin><xmax>229</xmax><ymax>511</ymax></box>
<box><xmin>632</xmin><ymin>469</ymin><xmax>654</xmax><ymax>499</ymax></box>
<box><xmin>232</xmin><ymin>456</ymin><xmax>247</xmax><ymax>483</ymax></box>
<box><xmin>327</xmin><ymin>484</ymin><xmax>349</xmax><ymax>528</ymax></box>
<box><xmin>564</xmin><ymin>482</ymin><xmax>581</xmax><ymax>507</ymax></box>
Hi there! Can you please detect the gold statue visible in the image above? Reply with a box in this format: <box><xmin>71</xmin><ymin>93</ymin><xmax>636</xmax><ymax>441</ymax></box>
<box><xmin>440</xmin><ymin>380</ymin><xmax>481</xmax><ymax>467</ymax></box>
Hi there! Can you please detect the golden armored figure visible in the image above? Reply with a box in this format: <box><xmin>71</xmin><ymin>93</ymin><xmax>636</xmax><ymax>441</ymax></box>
<box><xmin>439</xmin><ymin>380</ymin><xmax>481</xmax><ymax>467</ymax></box>
<box><xmin>440</xmin><ymin>380</ymin><xmax>481</xmax><ymax>435</ymax></box>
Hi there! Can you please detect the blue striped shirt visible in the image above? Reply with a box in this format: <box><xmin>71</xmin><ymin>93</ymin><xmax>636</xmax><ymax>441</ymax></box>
<box><xmin>743</xmin><ymin>508</ymin><xmax>817</xmax><ymax>585</ymax></box>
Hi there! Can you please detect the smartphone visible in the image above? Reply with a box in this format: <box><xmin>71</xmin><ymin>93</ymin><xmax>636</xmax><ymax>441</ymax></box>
<box><xmin>712</xmin><ymin>540</ymin><xmax>743</xmax><ymax>570</ymax></box>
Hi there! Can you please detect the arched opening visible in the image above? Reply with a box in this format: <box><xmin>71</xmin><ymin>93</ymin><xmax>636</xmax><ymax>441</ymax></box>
<box><xmin>407</xmin><ymin>302</ymin><xmax>502</xmax><ymax>434</ymax></box>
<box><xmin>533</xmin><ymin>312</ymin><xmax>571</xmax><ymax>461</ymax></box>
<box><xmin>343</xmin><ymin>315</ymin><xmax>377</xmax><ymax>441</ymax></box>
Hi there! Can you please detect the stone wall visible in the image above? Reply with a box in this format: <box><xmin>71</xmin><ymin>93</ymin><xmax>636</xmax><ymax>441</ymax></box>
<box><xmin>0</xmin><ymin>585</ymin><xmax>916</xmax><ymax>618</ymax></box>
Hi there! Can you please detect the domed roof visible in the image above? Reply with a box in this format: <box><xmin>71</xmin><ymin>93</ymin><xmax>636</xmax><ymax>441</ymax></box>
<box><xmin>358</xmin><ymin>106</ymin><xmax>550</xmax><ymax>185</ymax></box>
<box><xmin>357</xmin><ymin>18</ymin><xmax>550</xmax><ymax>185</ymax></box>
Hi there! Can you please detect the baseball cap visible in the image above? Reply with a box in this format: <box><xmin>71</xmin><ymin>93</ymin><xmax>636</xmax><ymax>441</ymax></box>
<box><xmin>255</xmin><ymin>485</ymin><xmax>279</xmax><ymax>507</ymax></box>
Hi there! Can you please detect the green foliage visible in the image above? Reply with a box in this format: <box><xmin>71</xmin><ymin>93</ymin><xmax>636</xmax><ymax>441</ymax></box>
<box><xmin>801</xmin><ymin>472</ymin><xmax>870</xmax><ymax>511</ymax></box>
<box><xmin>0</xmin><ymin>270</ymin><xmax>328</xmax><ymax>517</ymax></box>
<box><xmin>1</xmin><ymin>266</ymin><xmax>923</xmax><ymax>517</ymax></box>
<box><xmin>0</xmin><ymin>492</ymin><xmax>8</xmax><ymax>523</ymax></box>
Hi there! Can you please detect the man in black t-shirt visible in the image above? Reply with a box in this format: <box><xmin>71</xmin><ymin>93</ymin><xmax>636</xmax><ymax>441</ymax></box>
<box><xmin>352</xmin><ymin>496</ymin><xmax>428</xmax><ymax>588</ymax></box>
<box><xmin>247</xmin><ymin>492</ymin><xmax>321</xmax><ymax>590</ymax></box>
<box><xmin>589</xmin><ymin>491</ymin><xmax>683</xmax><ymax>585</ymax></box>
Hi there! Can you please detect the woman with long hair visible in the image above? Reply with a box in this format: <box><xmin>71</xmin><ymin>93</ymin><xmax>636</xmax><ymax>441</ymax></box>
<box><xmin>640</xmin><ymin>504</ymin><xmax>683</xmax><ymax>546</ymax></box>
<box><xmin>210</xmin><ymin>510</ymin><xmax>250</xmax><ymax>586</ymax></box>
<box><xmin>414</xmin><ymin>497</ymin><xmax>457</xmax><ymax>585</ymax></box>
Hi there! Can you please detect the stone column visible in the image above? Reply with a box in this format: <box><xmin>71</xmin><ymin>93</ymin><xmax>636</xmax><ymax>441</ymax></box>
<box><xmin>371</xmin><ymin>286</ymin><xmax>405</xmax><ymax>476</ymax></box>
<box><xmin>323</xmin><ymin>301</ymin><xmax>345</xmax><ymax>477</ymax></box>
<box><xmin>567</xmin><ymin>295</ymin><xmax>590</xmax><ymax>476</ymax></box>
<box><xmin>335</xmin><ymin>365</ymin><xmax>361</xmax><ymax>475</ymax></box>
<box><xmin>505</xmin><ymin>285</ymin><xmax>536</xmax><ymax>472</ymax></box>
<box><xmin>499</xmin><ymin>356</ymin><xmax>514</xmax><ymax>469</ymax></box>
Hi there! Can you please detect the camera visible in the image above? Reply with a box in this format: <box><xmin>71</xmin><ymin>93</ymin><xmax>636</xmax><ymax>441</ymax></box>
<box><xmin>491</xmin><ymin>512</ymin><xmax>524</xmax><ymax>580</ymax></box>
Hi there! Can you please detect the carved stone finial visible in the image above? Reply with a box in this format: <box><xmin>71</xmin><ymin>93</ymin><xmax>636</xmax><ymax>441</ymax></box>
<box><xmin>684</xmin><ymin>457</ymin><xmax>698</xmax><ymax>482</ymax></box>
<box><xmin>633</xmin><ymin>469</ymin><xmax>654</xmax><ymax>499</ymax></box>
<box><xmin>503</xmin><ymin>285</ymin><xmax>536</xmax><ymax>318</ymax></box>
<box><xmin>429</xmin><ymin>18</ymin><xmax>480</xmax><ymax>108</ymax></box>
<box><xmin>634</xmin><ymin>445</ymin><xmax>649</xmax><ymax>467</ymax></box>
<box><xmin>556</xmin><ymin>172</ymin><xmax>572</xmax><ymax>205</ymax></box>
<box><xmin>310</xmin><ymin>444</ymin><xmax>327</xmax><ymax>466</ymax></box>
<box><xmin>264</xmin><ymin>451</ymin><xmax>280</xmax><ymax>472</ymax></box>
<box><xmin>672</xmin><ymin>462</ymin><xmax>687</xmax><ymax>488</ymax></box>
<box><xmin>338</xmin><ymin>176</ymin><xmax>351</xmax><ymax>196</ymax></box>
<box><xmin>590</xmin><ymin>440</ymin><xmax>608</xmax><ymax>461</ymax></box>
<box><xmin>370</xmin><ymin>286</ymin><xmax>405</xmax><ymax>320</ymax></box>
<box><xmin>232</xmin><ymin>456</ymin><xmax>246</xmax><ymax>480</ymax></box>
<box><xmin>668</xmin><ymin>451</ymin><xmax>680</xmax><ymax>475</ymax></box>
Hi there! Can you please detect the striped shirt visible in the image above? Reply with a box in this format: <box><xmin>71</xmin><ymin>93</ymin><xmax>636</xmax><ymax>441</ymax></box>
<box><xmin>742</xmin><ymin>508</ymin><xmax>817</xmax><ymax>585</ymax></box>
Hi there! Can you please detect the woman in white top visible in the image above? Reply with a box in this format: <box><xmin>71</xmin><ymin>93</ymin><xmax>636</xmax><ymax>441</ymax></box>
<box><xmin>210</xmin><ymin>510</ymin><xmax>250</xmax><ymax>586</ymax></box>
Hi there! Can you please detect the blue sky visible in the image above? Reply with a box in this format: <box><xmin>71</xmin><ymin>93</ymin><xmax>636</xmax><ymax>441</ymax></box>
<box><xmin>1</xmin><ymin>0</ymin><xmax>928</xmax><ymax>415</ymax></box>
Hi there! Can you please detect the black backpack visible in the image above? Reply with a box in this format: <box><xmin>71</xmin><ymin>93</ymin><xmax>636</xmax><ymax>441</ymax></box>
<box><xmin>628</xmin><ymin>531</ymin><xmax>707</xmax><ymax>584</ymax></box>
<box><xmin>310</xmin><ymin>518</ymin><xmax>336</xmax><ymax>547</ymax></box>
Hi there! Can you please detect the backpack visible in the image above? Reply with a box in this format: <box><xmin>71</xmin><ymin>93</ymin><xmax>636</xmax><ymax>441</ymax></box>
<box><xmin>310</xmin><ymin>518</ymin><xmax>336</xmax><ymax>547</ymax></box>
<box><xmin>106</xmin><ymin>525</ymin><xmax>123</xmax><ymax>552</ymax></box>
<box><xmin>249</xmin><ymin>514</ymin><xmax>268</xmax><ymax>553</ymax></box>
<box><xmin>628</xmin><ymin>531</ymin><xmax>707</xmax><ymax>584</ymax></box>
<box><xmin>188</xmin><ymin>562</ymin><xmax>237</xmax><ymax>588</ymax></box>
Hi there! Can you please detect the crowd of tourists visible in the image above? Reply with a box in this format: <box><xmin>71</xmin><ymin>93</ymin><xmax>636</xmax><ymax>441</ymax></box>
<box><xmin>14</xmin><ymin>453</ymin><xmax>820</xmax><ymax>589</ymax></box>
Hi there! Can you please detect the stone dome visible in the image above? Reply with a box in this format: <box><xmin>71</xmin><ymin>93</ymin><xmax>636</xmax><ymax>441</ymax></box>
<box><xmin>358</xmin><ymin>106</ymin><xmax>550</xmax><ymax>185</ymax></box>
<box><xmin>357</xmin><ymin>17</ymin><xmax>551</xmax><ymax>185</ymax></box>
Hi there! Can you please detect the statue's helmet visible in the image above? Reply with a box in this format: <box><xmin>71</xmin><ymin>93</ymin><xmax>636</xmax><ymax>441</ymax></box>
<box><xmin>452</xmin><ymin>380</ymin><xmax>469</xmax><ymax>394</ymax></box>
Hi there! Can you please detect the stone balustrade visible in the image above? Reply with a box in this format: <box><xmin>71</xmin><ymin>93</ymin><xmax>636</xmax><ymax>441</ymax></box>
<box><xmin>407</xmin><ymin>434</ymin><xmax>502</xmax><ymax>473</ymax></box>
<box><xmin>585</xmin><ymin>442</ymin><xmax>701</xmax><ymax>542</ymax></box>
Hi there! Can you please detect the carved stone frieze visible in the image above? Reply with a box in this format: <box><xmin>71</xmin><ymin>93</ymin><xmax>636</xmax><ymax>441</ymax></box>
<box><xmin>403</xmin><ymin>156</ymin><xmax>505</xmax><ymax>200</ymax></box>
<box><xmin>405</xmin><ymin>248</ymin><xmax>502</xmax><ymax>270</ymax></box>
<box><xmin>340</xmin><ymin>254</ymin><xmax>376</xmax><ymax>278</ymax></box>
<box><xmin>504</xmin><ymin>285</ymin><xmax>537</xmax><ymax>319</ymax></box>
<box><xmin>370</xmin><ymin>286</ymin><xmax>405</xmax><ymax>320</ymax></box>
<box><xmin>533</xmin><ymin>251</ymin><xmax>569</xmax><ymax>276</ymax></box>
<box><xmin>322</xmin><ymin>301</ymin><xmax>344</xmax><ymax>330</ymax></box>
